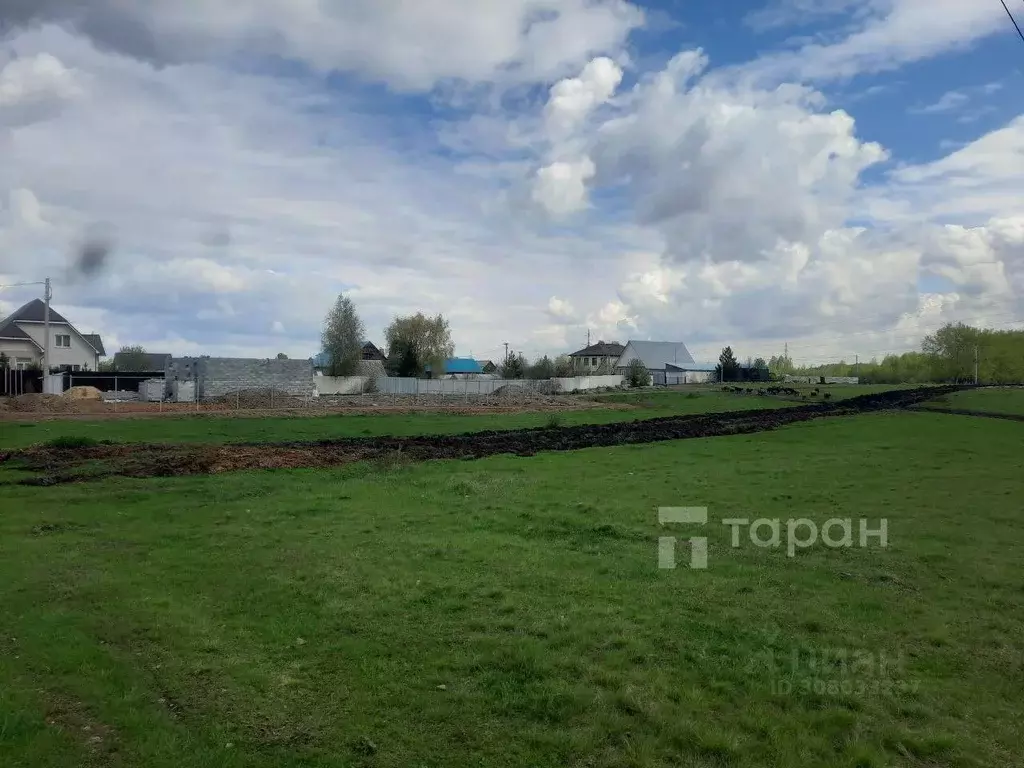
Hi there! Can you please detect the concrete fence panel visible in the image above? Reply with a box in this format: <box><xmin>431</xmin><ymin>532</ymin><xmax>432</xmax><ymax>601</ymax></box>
<box><xmin>551</xmin><ymin>375</ymin><xmax>624</xmax><ymax>391</ymax></box>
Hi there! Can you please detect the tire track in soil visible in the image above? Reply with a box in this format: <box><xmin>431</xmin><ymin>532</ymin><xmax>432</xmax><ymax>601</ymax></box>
<box><xmin>1</xmin><ymin>386</ymin><xmax>969</xmax><ymax>485</ymax></box>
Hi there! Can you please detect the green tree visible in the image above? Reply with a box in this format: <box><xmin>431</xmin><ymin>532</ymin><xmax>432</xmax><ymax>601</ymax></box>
<box><xmin>391</xmin><ymin>339</ymin><xmax>421</xmax><ymax>378</ymax></box>
<box><xmin>527</xmin><ymin>355</ymin><xmax>555</xmax><ymax>380</ymax></box>
<box><xmin>322</xmin><ymin>294</ymin><xmax>364</xmax><ymax>376</ymax></box>
<box><xmin>276</xmin><ymin>352</ymin><xmax>288</xmax><ymax>360</ymax></box>
<box><xmin>384</xmin><ymin>313</ymin><xmax>454</xmax><ymax>378</ymax></box>
<box><xmin>751</xmin><ymin>357</ymin><xmax>770</xmax><ymax>382</ymax></box>
<box><xmin>501</xmin><ymin>350</ymin><xmax>527</xmax><ymax>379</ymax></box>
<box><xmin>923</xmin><ymin>322</ymin><xmax>981</xmax><ymax>383</ymax></box>
<box><xmin>716</xmin><ymin>346</ymin><xmax>740</xmax><ymax>382</ymax></box>
<box><xmin>553</xmin><ymin>355</ymin><xmax>574</xmax><ymax>377</ymax></box>
<box><xmin>768</xmin><ymin>353</ymin><xmax>795</xmax><ymax>377</ymax></box>
<box><xmin>626</xmin><ymin>358</ymin><xmax>650</xmax><ymax>387</ymax></box>
<box><xmin>115</xmin><ymin>344</ymin><xmax>148</xmax><ymax>371</ymax></box>
<box><xmin>0</xmin><ymin>352</ymin><xmax>9</xmax><ymax>369</ymax></box>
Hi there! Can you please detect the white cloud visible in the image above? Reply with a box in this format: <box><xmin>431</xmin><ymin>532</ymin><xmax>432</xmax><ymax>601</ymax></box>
<box><xmin>0</xmin><ymin>52</ymin><xmax>84</xmax><ymax>127</ymax></box>
<box><xmin>912</xmin><ymin>90</ymin><xmax>969</xmax><ymax>115</ymax></box>
<box><xmin>744</xmin><ymin>0</ymin><xmax>873</xmax><ymax>33</ymax></box>
<box><xmin>544</xmin><ymin>56</ymin><xmax>623</xmax><ymax>139</ymax></box>
<box><xmin>546</xmin><ymin>296</ymin><xmax>578</xmax><ymax>322</ymax></box>
<box><xmin>1</xmin><ymin>5</ymin><xmax>1022</xmax><ymax>367</ymax></box>
<box><xmin>532</xmin><ymin>157</ymin><xmax>596</xmax><ymax>216</ymax></box>
<box><xmin>734</xmin><ymin>0</ymin><xmax>1005</xmax><ymax>85</ymax></box>
<box><xmin>3</xmin><ymin>1</ymin><xmax>644</xmax><ymax>92</ymax></box>
<box><xmin>7</xmin><ymin>188</ymin><xmax>46</xmax><ymax>228</ymax></box>
<box><xmin>548</xmin><ymin>52</ymin><xmax>888</xmax><ymax>263</ymax></box>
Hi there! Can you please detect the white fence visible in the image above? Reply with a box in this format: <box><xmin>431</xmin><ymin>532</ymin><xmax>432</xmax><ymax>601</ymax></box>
<box><xmin>314</xmin><ymin>376</ymin><xmax>372</xmax><ymax>395</ymax></box>
<box><xmin>315</xmin><ymin>374</ymin><xmax>624</xmax><ymax>396</ymax></box>
<box><xmin>782</xmin><ymin>375</ymin><xmax>861</xmax><ymax>385</ymax></box>
<box><xmin>551</xmin><ymin>375</ymin><xmax>624</xmax><ymax>391</ymax></box>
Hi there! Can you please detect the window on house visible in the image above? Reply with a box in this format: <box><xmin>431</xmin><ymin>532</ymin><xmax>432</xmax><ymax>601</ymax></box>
<box><xmin>55</xmin><ymin>334</ymin><xmax>71</xmax><ymax>348</ymax></box>
<box><xmin>15</xmin><ymin>358</ymin><xmax>32</xmax><ymax>370</ymax></box>
<box><xmin>592</xmin><ymin>357</ymin><xmax>598</xmax><ymax>366</ymax></box>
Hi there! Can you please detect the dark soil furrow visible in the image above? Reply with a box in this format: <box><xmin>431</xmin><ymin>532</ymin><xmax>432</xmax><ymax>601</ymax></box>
<box><xmin>1</xmin><ymin>386</ymin><xmax>968</xmax><ymax>484</ymax></box>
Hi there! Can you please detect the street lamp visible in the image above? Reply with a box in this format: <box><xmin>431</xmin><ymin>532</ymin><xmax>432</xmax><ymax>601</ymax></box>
<box><xmin>0</xmin><ymin>277</ymin><xmax>52</xmax><ymax>380</ymax></box>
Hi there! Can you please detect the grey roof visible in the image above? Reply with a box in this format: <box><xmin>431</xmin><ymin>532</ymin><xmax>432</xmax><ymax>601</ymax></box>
<box><xmin>0</xmin><ymin>320</ymin><xmax>41</xmax><ymax>347</ymax></box>
<box><xmin>361</xmin><ymin>341</ymin><xmax>387</xmax><ymax>360</ymax></box>
<box><xmin>619</xmin><ymin>340</ymin><xmax>695</xmax><ymax>370</ymax></box>
<box><xmin>569</xmin><ymin>341</ymin><xmax>625</xmax><ymax>357</ymax></box>
<box><xmin>82</xmin><ymin>334</ymin><xmax>105</xmax><ymax>355</ymax></box>
<box><xmin>1</xmin><ymin>298</ymin><xmax>72</xmax><ymax>325</ymax></box>
<box><xmin>112</xmin><ymin>351</ymin><xmax>173</xmax><ymax>371</ymax></box>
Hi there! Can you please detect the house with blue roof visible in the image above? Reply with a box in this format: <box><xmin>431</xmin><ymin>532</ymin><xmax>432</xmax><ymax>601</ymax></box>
<box><xmin>425</xmin><ymin>357</ymin><xmax>488</xmax><ymax>378</ymax></box>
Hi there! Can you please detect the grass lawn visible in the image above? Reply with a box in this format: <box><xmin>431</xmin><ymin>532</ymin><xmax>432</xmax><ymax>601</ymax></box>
<box><xmin>1</xmin><ymin>411</ymin><xmax>1022</xmax><ymax>766</ymax></box>
<box><xmin>925</xmin><ymin>386</ymin><xmax>1024</xmax><ymax>417</ymax></box>
<box><xmin>681</xmin><ymin>384</ymin><xmax>929</xmax><ymax>401</ymax></box>
<box><xmin>0</xmin><ymin>390</ymin><xmax>793</xmax><ymax>451</ymax></box>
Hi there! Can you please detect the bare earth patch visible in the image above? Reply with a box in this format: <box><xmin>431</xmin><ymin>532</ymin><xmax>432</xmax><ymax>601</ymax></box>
<box><xmin>1</xmin><ymin>386</ymin><xmax>966</xmax><ymax>484</ymax></box>
<box><xmin>0</xmin><ymin>392</ymin><xmax>627</xmax><ymax>422</ymax></box>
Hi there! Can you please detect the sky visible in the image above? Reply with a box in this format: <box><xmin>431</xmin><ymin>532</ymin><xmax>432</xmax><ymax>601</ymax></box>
<box><xmin>1</xmin><ymin>0</ymin><xmax>1024</xmax><ymax>367</ymax></box>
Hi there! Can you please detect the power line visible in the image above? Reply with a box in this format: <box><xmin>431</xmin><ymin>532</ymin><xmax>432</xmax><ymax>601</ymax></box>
<box><xmin>1001</xmin><ymin>0</ymin><xmax>1024</xmax><ymax>43</ymax></box>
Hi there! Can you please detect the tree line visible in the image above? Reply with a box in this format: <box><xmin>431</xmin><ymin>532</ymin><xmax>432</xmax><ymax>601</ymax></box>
<box><xmin>322</xmin><ymin>295</ymin><xmax>457</xmax><ymax>378</ymax></box>
<box><xmin>767</xmin><ymin>324</ymin><xmax>1024</xmax><ymax>385</ymax></box>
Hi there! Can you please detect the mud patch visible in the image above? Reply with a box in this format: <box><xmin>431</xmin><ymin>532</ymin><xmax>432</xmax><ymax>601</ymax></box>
<box><xmin>44</xmin><ymin>692</ymin><xmax>121</xmax><ymax>764</ymax></box>
<box><xmin>2</xmin><ymin>386</ymin><xmax>968</xmax><ymax>484</ymax></box>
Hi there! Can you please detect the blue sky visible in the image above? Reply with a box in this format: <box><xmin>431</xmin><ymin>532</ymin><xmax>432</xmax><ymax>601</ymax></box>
<box><xmin>1</xmin><ymin>0</ymin><xmax>1023</xmax><ymax>365</ymax></box>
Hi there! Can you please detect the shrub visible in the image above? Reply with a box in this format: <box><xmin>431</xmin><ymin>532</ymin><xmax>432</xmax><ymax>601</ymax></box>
<box><xmin>362</xmin><ymin>377</ymin><xmax>379</xmax><ymax>394</ymax></box>
<box><xmin>45</xmin><ymin>436</ymin><xmax>100</xmax><ymax>449</ymax></box>
<box><xmin>626</xmin><ymin>358</ymin><xmax>651</xmax><ymax>388</ymax></box>
<box><xmin>368</xmin><ymin>449</ymin><xmax>410</xmax><ymax>474</ymax></box>
<box><xmin>545</xmin><ymin>414</ymin><xmax>563</xmax><ymax>429</ymax></box>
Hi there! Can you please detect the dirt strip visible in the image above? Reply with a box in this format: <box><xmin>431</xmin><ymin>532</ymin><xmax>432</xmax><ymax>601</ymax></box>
<box><xmin>0</xmin><ymin>386</ymin><xmax>968</xmax><ymax>485</ymax></box>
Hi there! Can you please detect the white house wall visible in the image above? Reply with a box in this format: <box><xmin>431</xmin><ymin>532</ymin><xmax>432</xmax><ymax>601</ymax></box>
<box><xmin>17</xmin><ymin>322</ymin><xmax>98</xmax><ymax>370</ymax></box>
<box><xmin>0</xmin><ymin>338</ymin><xmax>40</xmax><ymax>367</ymax></box>
<box><xmin>616</xmin><ymin>342</ymin><xmax>640</xmax><ymax>369</ymax></box>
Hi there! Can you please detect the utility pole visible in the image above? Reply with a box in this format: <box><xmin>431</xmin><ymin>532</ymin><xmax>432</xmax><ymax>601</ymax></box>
<box><xmin>43</xmin><ymin>277</ymin><xmax>51</xmax><ymax>380</ymax></box>
<box><xmin>503</xmin><ymin>341</ymin><xmax>509</xmax><ymax>364</ymax></box>
<box><xmin>974</xmin><ymin>345</ymin><xmax>979</xmax><ymax>385</ymax></box>
<box><xmin>587</xmin><ymin>329</ymin><xmax>591</xmax><ymax>347</ymax></box>
<box><xmin>855</xmin><ymin>354</ymin><xmax>859</xmax><ymax>380</ymax></box>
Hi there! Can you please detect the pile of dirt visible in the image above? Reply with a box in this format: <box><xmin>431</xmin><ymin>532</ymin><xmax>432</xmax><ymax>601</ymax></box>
<box><xmin>491</xmin><ymin>384</ymin><xmax>562</xmax><ymax>401</ymax></box>
<box><xmin>64</xmin><ymin>386</ymin><xmax>103</xmax><ymax>400</ymax></box>
<box><xmin>2</xmin><ymin>385</ymin><xmax>968</xmax><ymax>484</ymax></box>
<box><xmin>3</xmin><ymin>394</ymin><xmax>80</xmax><ymax>414</ymax></box>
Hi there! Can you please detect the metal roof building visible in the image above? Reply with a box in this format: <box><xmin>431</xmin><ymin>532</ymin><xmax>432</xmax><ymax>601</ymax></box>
<box><xmin>616</xmin><ymin>341</ymin><xmax>696</xmax><ymax>370</ymax></box>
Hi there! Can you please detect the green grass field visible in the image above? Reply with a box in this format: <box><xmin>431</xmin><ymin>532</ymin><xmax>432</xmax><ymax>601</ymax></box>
<box><xmin>679</xmin><ymin>384</ymin><xmax>927</xmax><ymax>401</ymax></box>
<box><xmin>924</xmin><ymin>386</ymin><xmax>1024</xmax><ymax>416</ymax></box>
<box><xmin>1</xmin><ymin>406</ymin><xmax>1022</xmax><ymax>767</ymax></box>
<box><xmin>0</xmin><ymin>390</ymin><xmax>793</xmax><ymax>451</ymax></box>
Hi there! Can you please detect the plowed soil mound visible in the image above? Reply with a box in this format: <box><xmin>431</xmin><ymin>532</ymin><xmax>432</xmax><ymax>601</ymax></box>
<box><xmin>1</xmin><ymin>386</ymin><xmax>966</xmax><ymax>485</ymax></box>
<box><xmin>4</xmin><ymin>394</ymin><xmax>80</xmax><ymax>413</ymax></box>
